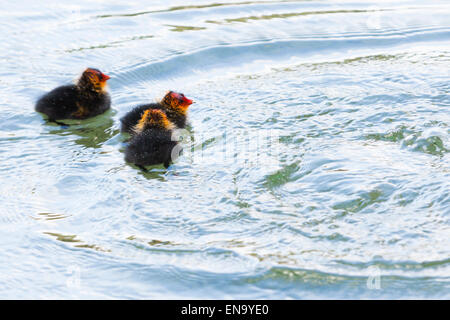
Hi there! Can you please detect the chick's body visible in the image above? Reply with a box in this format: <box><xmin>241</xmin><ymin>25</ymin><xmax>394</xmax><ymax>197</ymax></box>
<box><xmin>125</xmin><ymin>128</ymin><xmax>178</xmax><ymax>168</ymax></box>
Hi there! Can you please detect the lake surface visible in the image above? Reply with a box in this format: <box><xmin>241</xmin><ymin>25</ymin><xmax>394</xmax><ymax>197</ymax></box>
<box><xmin>0</xmin><ymin>0</ymin><xmax>449</xmax><ymax>299</ymax></box>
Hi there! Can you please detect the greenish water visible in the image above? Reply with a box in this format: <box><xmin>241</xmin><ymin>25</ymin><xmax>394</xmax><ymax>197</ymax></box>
<box><xmin>0</xmin><ymin>0</ymin><xmax>449</xmax><ymax>299</ymax></box>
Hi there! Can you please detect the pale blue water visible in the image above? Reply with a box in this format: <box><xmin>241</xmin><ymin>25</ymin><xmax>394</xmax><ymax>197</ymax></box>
<box><xmin>0</xmin><ymin>0</ymin><xmax>449</xmax><ymax>299</ymax></box>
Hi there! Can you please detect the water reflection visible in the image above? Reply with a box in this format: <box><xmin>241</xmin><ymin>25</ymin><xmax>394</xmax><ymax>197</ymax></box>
<box><xmin>45</xmin><ymin>112</ymin><xmax>117</xmax><ymax>149</ymax></box>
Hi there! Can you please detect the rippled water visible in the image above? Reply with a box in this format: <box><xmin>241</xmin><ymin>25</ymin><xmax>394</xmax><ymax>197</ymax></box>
<box><xmin>0</xmin><ymin>0</ymin><xmax>449</xmax><ymax>299</ymax></box>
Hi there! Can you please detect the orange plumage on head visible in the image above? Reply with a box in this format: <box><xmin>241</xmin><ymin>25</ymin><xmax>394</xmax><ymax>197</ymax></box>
<box><xmin>80</xmin><ymin>68</ymin><xmax>110</xmax><ymax>92</ymax></box>
<box><xmin>134</xmin><ymin>109</ymin><xmax>174</xmax><ymax>134</ymax></box>
<box><xmin>162</xmin><ymin>91</ymin><xmax>194</xmax><ymax>115</ymax></box>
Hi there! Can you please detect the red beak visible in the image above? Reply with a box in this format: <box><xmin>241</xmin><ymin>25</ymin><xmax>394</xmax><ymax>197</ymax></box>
<box><xmin>182</xmin><ymin>97</ymin><xmax>193</xmax><ymax>105</ymax></box>
<box><xmin>102</xmin><ymin>74</ymin><xmax>111</xmax><ymax>81</ymax></box>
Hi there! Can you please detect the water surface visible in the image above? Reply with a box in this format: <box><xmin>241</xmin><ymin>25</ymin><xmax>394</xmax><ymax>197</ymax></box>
<box><xmin>0</xmin><ymin>0</ymin><xmax>449</xmax><ymax>299</ymax></box>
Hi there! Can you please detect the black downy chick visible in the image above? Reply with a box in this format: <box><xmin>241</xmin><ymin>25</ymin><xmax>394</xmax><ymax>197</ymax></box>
<box><xmin>120</xmin><ymin>91</ymin><xmax>193</xmax><ymax>134</ymax></box>
<box><xmin>35</xmin><ymin>68</ymin><xmax>111</xmax><ymax>122</ymax></box>
<box><xmin>125</xmin><ymin>109</ymin><xmax>180</xmax><ymax>169</ymax></box>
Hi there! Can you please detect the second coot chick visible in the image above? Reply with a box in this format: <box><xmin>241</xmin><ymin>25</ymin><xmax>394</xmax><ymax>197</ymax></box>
<box><xmin>125</xmin><ymin>109</ymin><xmax>180</xmax><ymax>169</ymax></box>
<box><xmin>120</xmin><ymin>91</ymin><xmax>193</xmax><ymax>134</ymax></box>
<box><xmin>35</xmin><ymin>68</ymin><xmax>111</xmax><ymax>122</ymax></box>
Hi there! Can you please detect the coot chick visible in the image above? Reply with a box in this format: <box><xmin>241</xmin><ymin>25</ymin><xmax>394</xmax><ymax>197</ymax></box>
<box><xmin>35</xmin><ymin>68</ymin><xmax>111</xmax><ymax>122</ymax></box>
<box><xmin>125</xmin><ymin>109</ymin><xmax>180</xmax><ymax>169</ymax></box>
<box><xmin>120</xmin><ymin>91</ymin><xmax>193</xmax><ymax>134</ymax></box>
